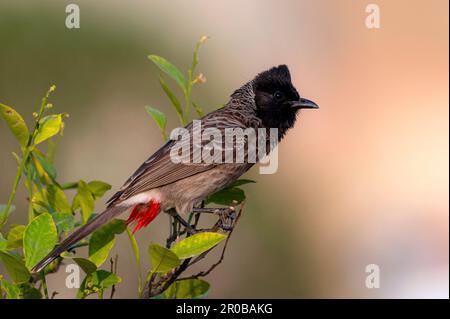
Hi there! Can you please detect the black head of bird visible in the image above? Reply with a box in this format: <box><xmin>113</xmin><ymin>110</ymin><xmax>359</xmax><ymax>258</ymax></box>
<box><xmin>252</xmin><ymin>64</ymin><xmax>318</xmax><ymax>137</ymax></box>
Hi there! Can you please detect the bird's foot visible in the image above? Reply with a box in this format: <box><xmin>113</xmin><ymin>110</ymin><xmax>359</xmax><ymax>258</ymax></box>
<box><xmin>166</xmin><ymin>209</ymin><xmax>198</xmax><ymax>234</ymax></box>
<box><xmin>192</xmin><ymin>207</ymin><xmax>236</xmax><ymax>232</ymax></box>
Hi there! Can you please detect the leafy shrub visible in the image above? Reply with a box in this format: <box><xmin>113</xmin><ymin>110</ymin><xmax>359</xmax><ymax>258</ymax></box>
<box><xmin>0</xmin><ymin>37</ymin><xmax>251</xmax><ymax>299</ymax></box>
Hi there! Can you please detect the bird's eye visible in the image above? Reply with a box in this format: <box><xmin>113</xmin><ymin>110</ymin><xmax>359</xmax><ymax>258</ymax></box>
<box><xmin>273</xmin><ymin>91</ymin><xmax>284</xmax><ymax>101</ymax></box>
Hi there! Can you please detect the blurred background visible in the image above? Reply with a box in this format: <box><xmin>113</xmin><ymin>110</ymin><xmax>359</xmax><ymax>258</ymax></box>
<box><xmin>0</xmin><ymin>0</ymin><xmax>448</xmax><ymax>298</ymax></box>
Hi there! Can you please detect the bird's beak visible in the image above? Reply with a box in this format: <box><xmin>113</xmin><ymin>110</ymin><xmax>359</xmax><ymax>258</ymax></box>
<box><xmin>291</xmin><ymin>98</ymin><xmax>319</xmax><ymax>109</ymax></box>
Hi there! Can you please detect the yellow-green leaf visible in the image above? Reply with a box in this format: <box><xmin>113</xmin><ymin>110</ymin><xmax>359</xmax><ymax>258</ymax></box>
<box><xmin>72</xmin><ymin>180</ymin><xmax>95</xmax><ymax>224</ymax></box>
<box><xmin>6</xmin><ymin>224</ymin><xmax>26</xmax><ymax>249</ymax></box>
<box><xmin>158</xmin><ymin>278</ymin><xmax>210</xmax><ymax>299</ymax></box>
<box><xmin>31</xmin><ymin>153</ymin><xmax>52</xmax><ymax>185</ymax></box>
<box><xmin>171</xmin><ymin>232</ymin><xmax>226</xmax><ymax>259</ymax></box>
<box><xmin>76</xmin><ymin>270</ymin><xmax>121</xmax><ymax>299</ymax></box>
<box><xmin>87</xmin><ymin>181</ymin><xmax>111</xmax><ymax>199</ymax></box>
<box><xmin>175</xmin><ymin>278</ymin><xmax>210</xmax><ymax>299</ymax></box>
<box><xmin>89</xmin><ymin>219</ymin><xmax>126</xmax><ymax>267</ymax></box>
<box><xmin>145</xmin><ymin>106</ymin><xmax>167</xmax><ymax>139</ymax></box>
<box><xmin>1</xmin><ymin>279</ymin><xmax>22</xmax><ymax>298</ymax></box>
<box><xmin>148</xmin><ymin>243</ymin><xmax>180</xmax><ymax>273</ymax></box>
<box><xmin>0</xmin><ymin>233</ymin><xmax>7</xmax><ymax>251</ymax></box>
<box><xmin>53</xmin><ymin>212</ymin><xmax>76</xmax><ymax>234</ymax></box>
<box><xmin>47</xmin><ymin>184</ymin><xmax>71</xmax><ymax>213</ymax></box>
<box><xmin>0</xmin><ymin>103</ymin><xmax>29</xmax><ymax>148</ymax></box>
<box><xmin>159</xmin><ymin>76</ymin><xmax>184</xmax><ymax>120</ymax></box>
<box><xmin>23</xmin><ymin>213</ymin><xmax>58</xmax><ymax>270</ymax></box>
<box><xmin>34</xmin><ymin>151</ymin><xmax>57</xmax><ymax>181</ymax></box>
<box><xmin>145</xmin><ymin>106</ymin><xmax>166</xmax><ymax>131</ymax></box>
<box><xmin>206</xmin><ymin>187</ymin><xmax>245</xmax><ymax>206</ymax></box>
<box><xmin>34</xmin><ymin>114</ymin><xmax>62</xmax><ymax>145</ymax></box>
<box><xmin>148</xmin><ymin>55</ymin><xmax>186</xmax><ymax>90</ymax></box>
<box><xmin>73</xmin><ymin>257</ymin><xmax>97</xmax><ymax>275</ymax></box>
<box><xmin>0</xmin><ymin>251</ymin><xmax>31</xmax><ymax>283</ymax></box>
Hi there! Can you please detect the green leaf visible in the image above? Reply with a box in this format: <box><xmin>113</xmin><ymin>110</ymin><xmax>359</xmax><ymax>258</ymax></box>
<box><xmin>0</xmin><ymin>103</ymin><xmax>30</xmax><ymax>148</ymax></box>
<box><xmin>73</xmin><ymin>257</ymin><xmax>97</xmax><ymax>275</ymax></box>
<box><xmin>34</xmin><ymin>151</ymin><xmax>57</xmax><ymax>181</ymax></box>
<box><xmin>53</xmin><ymin>212</ymin><xmax>76</xmax><ymax>234</ymax></box>
<box><xmin>94</xmin><ymin>270</ymin><xmax>121</xmax><ymax>288</ymax></box>
<box><xmin>176</xmin><ymin>278</ymin><xmax>210</xmax><ymax>299</ymax></box>
<box><xmin>0</xmin><ymin>204</ymin><xmax>15</xmax><ymax>228</ymax></box>
<box><xmin>148</xmin><ymin>243</ymin><xmax>181</xmax><ymax>273</ymax></box>
<box><xmin>159</xmin><ymin>76</ymin><xmax>184</xmax><ymax>120</ymax></box>
<box><xmin>171</xmin><ymin>232</ymin><xmax>226</xmax><ymax>259</ymax></box>
<box><xmin>228</xmin><ymin>179</ymin><xmax>256</xmax><ymax>187</ymax></box>
<box><xmin>1</xmin><ymin>280</ymin><xmax>21</xmax><ymax>299</ymax></box>
<box><xmin>205</xmin><ymin>178</ymin><xmax>256</xmax><ymax>206</ymax></box>
<box><xmin>20</xmin><ymin>283</ymin><xmax>42</xmax><ymax>299</ymax></box>
<box><xmin>145</xmin><ymin>106</ymin><xmax>167</xmax><ymax>138</ymax></box>
<box><xmin>0</xmin><ymin>251</ymin><xmax>31</xmax><ymax>283</ymax></box>
<box><xmin>31</xmin><ymin>189</ymin><xmax>50</xmax><ymax>214</ymax></box>
<box><xmin>88</xmin><ymin>219</ymin><xmax>126</xmax><ymax>267</ymax></box>
<box><xmin>76</xmin><ymin>270</ymin><xmax>121</xmax><ymax>299</ymax></box>
<box><xmin>47</xmin><ymin>184</ymin><xmax>72</xmax><ymax>214</ymax></box>
<box><xmin>31</xmin><ymin>153</ymin><xmax>52</xmax><ymax>185</ymax></box>
<box><xmin>0</xmin><ymin>233</ymin><xmax>7</xmax><ymax>251</ymax></box>
<box><xmin>87</xmin><ymin>181</ymin><xmax>111</xmax><ymax>199</ymax></box>
<box><xmin>23</xmin><ymin>213</ymin><xmax>58</xmax><ymax>270</ymax></box>
<box><xmin>34</xmin><ymin>114</ymin><xmax>62</xmax><ymax>145</ymax></box>
<box><xmin>158</xmin><ymin>279</ymin><xmax>210</xmax><ymax>299</ymax></box>
<box><xmin>47</xmin><ymin>184</ymin><xmax>71</xmax><ymax>213</ymax></box>
<box><xmin>72</xmin><ymin>180</ymin><xmax>95</xmax><ymax>224</ymax></box>
<box><xmin>205</xmin><ymin>187</ymin><xmax>245</xmax><ymax>206</ymax></box>
<box><xmin>60</xmin><ymin>181</ymin><xmax>79</xmax><ymax>190</ymax></box>
<box><xmin>148</xmin><ymin>55</ymin><xmax>186</xmax><ymax>90</ymax></box>
<box><xmin>6</xmin><ymin>224</ymin><xmax>26</xmax><ymax>249</ymax></box>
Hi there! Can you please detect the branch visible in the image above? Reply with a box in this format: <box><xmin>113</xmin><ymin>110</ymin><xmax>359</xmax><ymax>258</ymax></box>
<box><xmin>142</xmin><ymin>202</ymin><xmax>245</xmax><ymax>298</ymax></box>
<box><xmin>181</xmin><ymin>203</ymin><xmax>244</xmax><ymax>279</ymax></box>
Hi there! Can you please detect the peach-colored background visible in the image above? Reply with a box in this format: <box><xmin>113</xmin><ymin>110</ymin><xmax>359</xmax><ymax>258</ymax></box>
<box><xmin>0</xmin><ymin>0</ymin><xmax>448</xmax><ymax>298</ymax></box>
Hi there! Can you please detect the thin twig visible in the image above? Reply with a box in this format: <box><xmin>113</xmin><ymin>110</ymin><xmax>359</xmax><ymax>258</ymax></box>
<box><xmin>180</xmin><ymin>203</ymin><xmax>244</xmax><ymax>280</ymax></box>
<box><xmin>142</xmin><ymin>202</ymin><xmax>245</xmax><ymax>298</ymax></box>
<box><xmin>40</xmin><ymin>271</ymin><xmax>49</xmax><ymax>299</ymax></box>
<box><xmin>109</xmin><ymin>254</ymin><xmax>119</xmax><ymax>299</ymax></box>
<box><xmin>147</xmin><ymin>258</ymin><xmax>192</xmax><ymax>298</ymax></box>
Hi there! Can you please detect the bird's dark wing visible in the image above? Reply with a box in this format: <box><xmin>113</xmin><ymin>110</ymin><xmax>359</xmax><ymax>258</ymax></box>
<box><xmin>106</xmin><ymin>108</ymin><xmax>252</xmax><ymax>207</ymax></box>
<box><xmin>106</xmin><ymin>138</ymin><xmax>216</xmax><ymax>206</ymax></box>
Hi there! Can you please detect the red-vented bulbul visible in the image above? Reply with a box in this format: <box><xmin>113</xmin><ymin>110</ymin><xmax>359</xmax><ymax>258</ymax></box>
<box><xmin>32</xmin><ymin>65</ymin><xmax>318</xmax><ymax>272</ymax></box>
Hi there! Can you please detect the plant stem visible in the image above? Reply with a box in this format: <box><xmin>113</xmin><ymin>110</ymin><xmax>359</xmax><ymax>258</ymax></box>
<box><xmin>41</xmin><ymin>271</ymin><xmax>49</xmax><ymax>299</ymax></box>
<box><xmin>126</xmin><ymin>227</ymin><xmax>143</xmax><ymax>298</ymax></box>
<box><xmin>4</xmin><ymin>147</ymin><xmax>31</xmax><ymax>221</ymax></box>
<box><xmin>183</xmin><ymin>70</ymin><xmax>193</xmax><ymax>125</ymax></box>
<box><xmin>3</xmin><ymin>86</ymin><xmax>52</xmax><ymax>221</ymax></box>
<box><xmin>26</xmin><ymin>165</ymin><xmax>35</xmax><ymax>221</ymax></box>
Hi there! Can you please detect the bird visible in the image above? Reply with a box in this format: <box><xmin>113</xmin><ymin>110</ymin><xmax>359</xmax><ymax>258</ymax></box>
<box><xmin>31</xmin><ymin>64</ymin><xmax>318</xmax><ymax>273</ymax></box>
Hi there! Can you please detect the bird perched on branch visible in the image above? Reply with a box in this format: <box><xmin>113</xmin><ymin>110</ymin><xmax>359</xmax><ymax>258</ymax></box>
<box><xmin>32</xmin><ymin>64</ymin><xmax>318</xmax><ymax>273</ymax></box>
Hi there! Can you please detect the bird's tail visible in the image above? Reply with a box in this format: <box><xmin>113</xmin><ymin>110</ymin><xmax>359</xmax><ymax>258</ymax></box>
<box><xmin>31</xmin><ymin>205</ymin><xmax>128</xmax><ymax>273</ymax></box>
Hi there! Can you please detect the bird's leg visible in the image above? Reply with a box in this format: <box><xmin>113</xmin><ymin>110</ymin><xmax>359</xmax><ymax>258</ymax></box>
<box><xmin>191</xmin><ymin>207</ymin><xmax>236</xmax><ymax>231</ymax></box>
<box><xmin>166</xmin><ymin>215</ymin><xmax>177</xmax><ymax>248</ymax></box>
<box><xmin>166</xmin><ymin>209</ymin><xmax>197</xmax><ymax>235</ymax></box>
<box><xmin>192</xmin><ymin>207</ymin><xmax>236</xmax><ymax>219</ymax></box>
